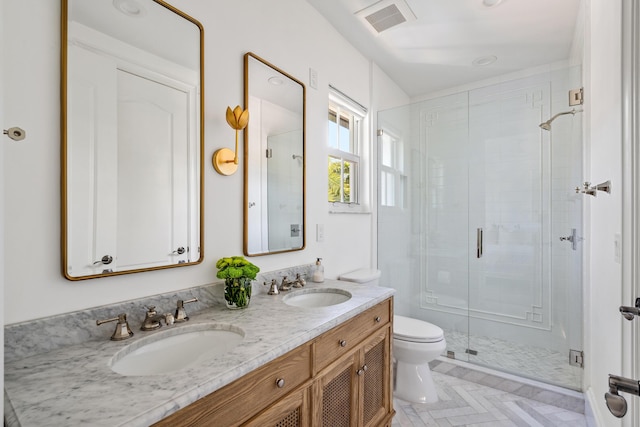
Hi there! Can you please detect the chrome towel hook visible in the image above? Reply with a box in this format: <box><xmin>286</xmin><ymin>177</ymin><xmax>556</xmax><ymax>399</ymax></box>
<box><xmin>3</xmin><ymin>127</ymin><xmax>26</xmax><ymax>141</ymax></box>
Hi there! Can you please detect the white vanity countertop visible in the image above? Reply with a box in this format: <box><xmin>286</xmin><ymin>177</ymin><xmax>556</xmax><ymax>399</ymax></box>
<box><xmin>4</xmin><ymin>281</ymin><xmax>394</xmax><ymax>427</ymax></box>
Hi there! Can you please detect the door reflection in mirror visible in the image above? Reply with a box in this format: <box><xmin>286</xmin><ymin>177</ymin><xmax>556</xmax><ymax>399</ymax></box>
<box><xmin>62</xmin><ymin>0</ymin><xmax>204</xmax><ymax>279</ymax></box>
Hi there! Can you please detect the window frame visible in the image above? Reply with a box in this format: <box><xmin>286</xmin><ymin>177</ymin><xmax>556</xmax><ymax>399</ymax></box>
<box><xmin>327</xmin><ymin>87</ymin><xmax>368</xmax><ymax>212</ymax></box>
<box><xmin>379</xmin><ymin>128</ymin><xmax>406</xmax><ymax>210</ymax></box>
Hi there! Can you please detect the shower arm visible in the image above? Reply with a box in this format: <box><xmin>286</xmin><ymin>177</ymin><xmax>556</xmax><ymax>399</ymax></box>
<box><xmin>547</xmin><ymin>109</ymin><xmax>579</xmax><ymax>122</ymax></box>
<box><xmin>539</xmin><ymin>108</ymin><xmax>583</xmax><ymax>130</ymax></box>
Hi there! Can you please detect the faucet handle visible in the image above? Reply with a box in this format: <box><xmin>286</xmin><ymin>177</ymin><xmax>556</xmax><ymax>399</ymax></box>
<box><xmin>174</xmin><ymin>298</ymin><xmax>198</xmax><ymax>322</ymax></box>
<box><xmin>264</xmin><ymin>279</ymin><xmax>279</xmax><ymax>295</ymax></box>
<box><xmin>96</xmin><ymin>313</ymin><xmax>134</xmax><ymax>341</ymax></box>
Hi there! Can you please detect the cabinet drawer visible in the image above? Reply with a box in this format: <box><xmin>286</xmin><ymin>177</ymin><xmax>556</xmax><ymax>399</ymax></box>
<box><xmin>314</xmin><ymin>300</ymin><xmax>391</xmax><ymax>372</ymax></box>
<box><xmin>153</xmin><ymin>344</ymin><xmax>311</xmax><ymax>427</ymax></box>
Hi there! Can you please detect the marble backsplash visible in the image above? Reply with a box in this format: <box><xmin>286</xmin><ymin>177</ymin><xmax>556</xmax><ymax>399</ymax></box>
<box><xmin>4</xmin><ymin>264</ymin><xmax>314</xmax><ymax>363</ymax></box>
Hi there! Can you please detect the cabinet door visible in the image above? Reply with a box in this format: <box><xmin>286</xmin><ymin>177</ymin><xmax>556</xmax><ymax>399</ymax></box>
<box><xmin>315</xmin><ymin>354</ymin><xmax>358</xmax><ymax>427</ymax></box>
<box><xmin>360</xmin><ymin>327</ymin><xmax>392</xmax><ymax>427</ymax></box>
<box><xmin>244</xmin><ymin>386</ymin><xmax>310</xmax><ymax>427</ymax></box>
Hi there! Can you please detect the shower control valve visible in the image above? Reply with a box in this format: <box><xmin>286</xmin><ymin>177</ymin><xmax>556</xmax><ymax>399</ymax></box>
<box><xmin>576</xmin><ymin>180</ymin><xmax>612</xmax><ymax>197</ymax></box>
<box><xmin>576</xmin><ymin>182</ymin><xmax>596</xmax><ymax>196</ymax></box>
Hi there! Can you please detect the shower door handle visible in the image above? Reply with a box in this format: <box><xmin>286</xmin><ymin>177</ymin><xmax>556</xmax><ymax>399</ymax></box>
<box><xmin>476</xmin><ymin>228</ymin><xmax>483</xmax><ymax>258</ymax></box>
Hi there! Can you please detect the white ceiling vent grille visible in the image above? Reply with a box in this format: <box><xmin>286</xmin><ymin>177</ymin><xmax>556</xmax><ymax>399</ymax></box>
<box><xmin>356</xmin><ymin>0</ymin><xmax>417</xmax><ymax>34</ymax></box>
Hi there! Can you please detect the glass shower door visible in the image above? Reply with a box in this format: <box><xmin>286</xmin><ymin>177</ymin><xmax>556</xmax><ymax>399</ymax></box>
<box><xmin>464</xmin><ymin>70</ymin><xmax>583</xmax><ymax>390</ymax></box>
<box><xmin>415</xmin><ymin>92</ymin><xmax>472</xmax><ymax>363</ymax></box>
<box><xmin>377</xmin><ymin>66</ymin><xmax>583</xmax><ymax>390</ymax></box>
<box><xmin>465</xmin><ymin>78</ymin><xmax>552</xmax><ymax>374</ymax></box>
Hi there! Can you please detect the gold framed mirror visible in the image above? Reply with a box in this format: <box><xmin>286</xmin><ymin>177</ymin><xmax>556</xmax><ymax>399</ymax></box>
<box><xmin>61</xmin><ymin>0</ymin><xmax>204</xmax><ymax>280</ymax></box>
<box><xmin>243</xmin><ymin>53</ymin><xmax>306</xmax><ymax>256</ymax></box>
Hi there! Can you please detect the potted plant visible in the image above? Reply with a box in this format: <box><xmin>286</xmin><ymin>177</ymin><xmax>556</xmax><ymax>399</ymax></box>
<box><xmin>216</xmin><ymin>256</ymin><xmax>260</xmax><ymax>309</ymax></box>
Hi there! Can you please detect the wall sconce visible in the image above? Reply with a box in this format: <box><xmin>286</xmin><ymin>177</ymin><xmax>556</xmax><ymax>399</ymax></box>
<box><xmin>213</xmin><ymin>105</ymin><xmax>249</xmax><ymax>176</ymax></box>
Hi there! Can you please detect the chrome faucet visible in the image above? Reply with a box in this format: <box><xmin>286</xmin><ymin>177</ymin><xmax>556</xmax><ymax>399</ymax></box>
<box><xmin>96</xmin><ymin>313</ymin><xmax>134</xmax><ymax>341</ymax></box>
<box><xmin>280</xmin><ymin>276</ymin><xmax>293</xmax><ymax>291</ymax></box>
<box><xmin>174</xmin><ymin>298</ymin><xmax>198</xmax><ymax>322</ymax></box>
<box><xmin>292</xmin><ymin>273</ymin><xmax>306</xmax><ymax>288</ymax></box>
<box><xmin>141</xmin><ymin>306</ymin><xmax>175</xmax><ymax>331</ymax></box>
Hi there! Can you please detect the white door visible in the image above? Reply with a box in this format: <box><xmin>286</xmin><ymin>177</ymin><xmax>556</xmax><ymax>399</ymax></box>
<box><xmin>602</xmin><ymin>0</ymin><xmax>639</xmax><ymax>424</ymax></box>
<box><xmin>67</xmin><ymin>45</ymin><xmax>191</xmax><ymax>275</ymax></box>
<box><xmin>115</xmin><ymin>70</ymin><xmax>189</xmax><ymax>270</ymax></box>
<box><xmin>67</xmin><ymin>44</ymin><xmax>118</xmax><ymax>276</ymax></box>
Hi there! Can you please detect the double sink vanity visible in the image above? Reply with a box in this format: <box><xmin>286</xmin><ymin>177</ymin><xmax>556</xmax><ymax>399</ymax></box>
<box><xmin>37</xmin><ymin>0</ymin><xmax>397</xmax><ymax>423</ymax></box>
<box><xmin>4</xmin><ymin>276</ymin><xmax>395</xmax><ymax>426</ymax></box>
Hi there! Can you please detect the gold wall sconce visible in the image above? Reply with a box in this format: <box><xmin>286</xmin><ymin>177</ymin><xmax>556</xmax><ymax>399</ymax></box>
<box><xmin>213</xmin><ymin>105</ymin><xmax>249</xmax><ymax>176</ymax></box>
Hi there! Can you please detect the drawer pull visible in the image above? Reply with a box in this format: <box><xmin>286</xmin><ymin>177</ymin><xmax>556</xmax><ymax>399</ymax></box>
<box><xmin>275</xmin><ymin>378</ymin><xmax>285</xmax><ymax>388</ymax></box>
<box><xmin>357</xmin><ymin>365</ymin><xmax>368</xmax><ymax>376</ymax></box>
<box><xmin>374</xmin><ymin>316</ymin><xmax>381</xmax><ymax>323</ymax></box>
<box><xmin>339</xmin><ymin>339</ymin><xmax>347</xmax><ymax>347</ymax></box>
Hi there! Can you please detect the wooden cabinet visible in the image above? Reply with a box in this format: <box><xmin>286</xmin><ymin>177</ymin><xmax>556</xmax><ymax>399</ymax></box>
<box><xmin>315</xmin><ymin>327</ymin><xmax>391</xmax><ymax>427</ymax></box>
<box><xmin>360</xmin><ymin>329</ymin><xmax>391</xmax><ymax>427</ymax></box>
<box><xmin>153</xmin><ymin>298</ymin><xmax>394</xmax><ymax>427</ymax></box>
<box><xmin>315</xmin><ymin>349</ymin><xmax>359</xmax><ymax>426</ymax></box>
<box><xmin>245</xmin><ymin>386</ymin><xmax>311</xmax><ymax>427</ymax></box>
<box><xmin>314</xmin><ymin>300</ymin><xmax>390</xmax><ymax>372</ymax></box>
<box><xmin>153</xmin><ymin>344</ymin><xmax>312</xmax><ymax>426</ymax></box>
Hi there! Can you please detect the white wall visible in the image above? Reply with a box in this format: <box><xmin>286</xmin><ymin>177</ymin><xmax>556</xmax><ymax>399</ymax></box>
<box><xmin>2</xmin><ymin>0</ymin><xmax>408</xmax><ymax>324</ymax></box>
<box><xmin>1</xmin><ymin>0</ymin><xmax>6</xmax><ymax>415</ymax></box>
<box><xmin>584</xmin><ymin>0</ymin><xmax>624</xmax><ymax>424</ymax></box>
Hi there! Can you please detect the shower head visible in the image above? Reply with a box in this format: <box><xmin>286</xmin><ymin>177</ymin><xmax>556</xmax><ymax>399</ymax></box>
<box><xmin>539</xmin><ymin>108</ymin><xmax>583</xmax><ymax>131</ymax></box>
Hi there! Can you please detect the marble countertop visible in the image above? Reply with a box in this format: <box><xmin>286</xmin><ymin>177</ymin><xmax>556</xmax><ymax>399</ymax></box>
<box><xmin>4</xmin><ymin>280</ymin><xmax>394</xmax><ymax>426</ymax></box>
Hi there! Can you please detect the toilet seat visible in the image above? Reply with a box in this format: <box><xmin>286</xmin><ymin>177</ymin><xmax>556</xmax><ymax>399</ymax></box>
<box><xmin>393</xmin><ymin>315</ymin><xmax>444</xmax><ymax>343</ymax></box>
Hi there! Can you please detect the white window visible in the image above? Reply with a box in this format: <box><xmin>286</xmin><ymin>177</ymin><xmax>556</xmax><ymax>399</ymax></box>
<box><xmin>379</xmin><ymin>129</ymin><xmax>406</xmax><ymax>209</ymax></box>
<box><xmin>327</xmin><ymin>87</ymin><xmax>367</xmax><ymax>209</ymax></box>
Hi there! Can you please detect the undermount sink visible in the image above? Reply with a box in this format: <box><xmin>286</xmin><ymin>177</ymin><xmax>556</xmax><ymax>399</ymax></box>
<box><xmin>110</xmin><ymin>324</ymin><xmax>244</xmax><ymax>376</ymax></box>
<box><xmin>283</xmin><ymin>288</ymin><xmax>352</xmax><ymax>308</ymax></box>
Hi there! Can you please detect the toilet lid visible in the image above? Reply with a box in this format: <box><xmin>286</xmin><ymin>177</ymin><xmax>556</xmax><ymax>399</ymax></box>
<box><xmin>338</xmin><ymin>269</ymin><xmax>381</xmax><ymax>283</ymax></box>
<box><xmin>393</xmin><ymin>315</ymin><xmax>444</xmax><ymax>343</ymax></box>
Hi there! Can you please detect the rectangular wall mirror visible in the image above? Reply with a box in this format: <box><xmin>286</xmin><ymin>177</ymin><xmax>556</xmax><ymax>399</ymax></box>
<box><xmin>61</xmin><ymin>0</ymin><xmax>204</xmax><ymax>280</ymax></box>
<box><xmin>244</xmin><ymin>53</ymin><xmax>306</xmax><ymax>256</ymax></box>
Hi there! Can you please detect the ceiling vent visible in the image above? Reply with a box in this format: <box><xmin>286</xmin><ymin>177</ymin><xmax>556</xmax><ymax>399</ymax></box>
<box><xmin>356</xmin><ymin>0</ymin><xmax>417</xmax><ymax>34</ymax></box>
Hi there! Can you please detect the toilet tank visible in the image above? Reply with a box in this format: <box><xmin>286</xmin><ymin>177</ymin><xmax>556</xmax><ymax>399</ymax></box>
<box><xmin>338</xmin><ymin>269</ymin><xmax>381</xmax><ymax>286</ymax></box>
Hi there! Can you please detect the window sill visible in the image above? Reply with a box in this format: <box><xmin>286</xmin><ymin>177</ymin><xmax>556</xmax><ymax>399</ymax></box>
<box><xmin>328</xmin><ymin>203</ymin><xmax>371</xmax><ymax>215</ymax></box>
<box><xmin>329</xmin><ymin>210</ymin><xmax>372</xmax><ymax>215</ymax></box>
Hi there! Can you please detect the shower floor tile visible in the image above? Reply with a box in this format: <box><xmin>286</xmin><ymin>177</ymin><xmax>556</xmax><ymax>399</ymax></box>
<box><xmin>442</xmin><ymin>329</ymin><xmax>582</xmax><ymax>391</ymax></box>
<box><xmin>392</xmin><ymin>360</ymin><xmax>586</xmax><ymax>427</ymax></box>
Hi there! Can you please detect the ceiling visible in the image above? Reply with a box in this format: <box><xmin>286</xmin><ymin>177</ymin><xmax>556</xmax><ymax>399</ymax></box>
<box><xmin>306</xmin><ymin>0</ymin><xmax>582</xmax><ymax>98</ymax></box>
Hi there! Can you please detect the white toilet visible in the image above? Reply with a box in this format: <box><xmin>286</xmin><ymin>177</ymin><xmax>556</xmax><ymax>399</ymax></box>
<box><xmin>338</xmin><ymin>269</ymin><xmax>446</xmax><ymax>404</ymax></box>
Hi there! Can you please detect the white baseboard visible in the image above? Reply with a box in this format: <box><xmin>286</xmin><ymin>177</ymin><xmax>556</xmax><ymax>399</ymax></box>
<box><xmin>585</xmin><ymin>386</ymin><xmax>610</xmax><ymax>427</ymax></box>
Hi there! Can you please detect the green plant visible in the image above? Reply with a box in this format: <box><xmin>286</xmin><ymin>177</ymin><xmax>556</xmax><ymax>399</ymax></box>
<box><xmin>216</xmin><ymin>256</ymin><xmax>260</xmax><ymax>308</ymax></box>
<box><xmin>328</xmin><ymin>158</ymin><xmax>351</xmax><ymax>202</ymax></box>
<box><xmin>215</xmin><ymin>256</ymin><xmax>260</xmax><ymax>280</ymax></box>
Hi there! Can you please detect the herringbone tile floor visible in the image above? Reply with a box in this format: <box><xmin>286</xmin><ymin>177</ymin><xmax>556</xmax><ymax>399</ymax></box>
<box><xmin>392</xmin><ymin>360</ymin><xmax>587</xmax><ymax>426</ymax></box>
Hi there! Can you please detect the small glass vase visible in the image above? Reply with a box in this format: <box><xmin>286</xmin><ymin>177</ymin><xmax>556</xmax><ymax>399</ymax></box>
<box><xmin>224</xmin><ymin>277</ymin><xmax>252</xmax><ymax>309</ymax></box>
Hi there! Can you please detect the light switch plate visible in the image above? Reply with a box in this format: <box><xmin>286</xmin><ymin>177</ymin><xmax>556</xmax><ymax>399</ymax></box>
<box><xmin>316</xmin><ymin>224</ymin><xmax>324</xmax><ymax>242</ymax></box>
<box><xmin>309</xmin><ymin>68</ymin><xmax>318</xmax><ymax>90</ymax></box>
